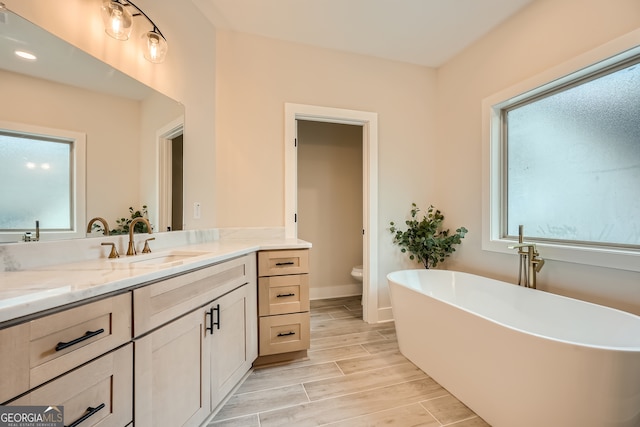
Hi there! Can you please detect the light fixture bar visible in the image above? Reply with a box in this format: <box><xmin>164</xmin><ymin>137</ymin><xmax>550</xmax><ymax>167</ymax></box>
<box><xmin>120</xmin><ymin>0</ymin><xmax>166</xmax><ymax>41</ymax></box>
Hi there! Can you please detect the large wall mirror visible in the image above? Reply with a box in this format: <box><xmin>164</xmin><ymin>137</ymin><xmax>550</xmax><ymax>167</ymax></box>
<box><xmin>0</xmin><ymin>7</ymin><xmax>184</xmax><ymax>243</ymax></box>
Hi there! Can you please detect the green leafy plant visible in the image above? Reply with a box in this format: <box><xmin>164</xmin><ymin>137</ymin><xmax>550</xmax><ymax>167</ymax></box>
<box><xmin>389</xmin><ymin>203</ymin><xmax>468</xmax><ymax>269</ymax></box>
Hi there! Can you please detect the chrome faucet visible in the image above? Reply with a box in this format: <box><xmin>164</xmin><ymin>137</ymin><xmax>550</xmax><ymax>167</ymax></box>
<box><xmin>126</xmin><ymin>217</ymin><xmax>153</xmax><ymax>256</ymax></box>
<box><xmin>87</xmin><ymin>217</ymin><xmax>110</xmax><ymax>235</ymax></box>
<box><xmin>508</xmin><ymin>225</ymin><xmax>544</xmax><ymax>289</ymax></box>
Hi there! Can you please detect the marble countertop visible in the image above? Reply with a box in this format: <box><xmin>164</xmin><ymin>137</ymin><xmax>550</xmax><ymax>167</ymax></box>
<box><xmin>0</xmin><ymin>237</ymin><xmax>310</xmax><ymax>325</ymax></box>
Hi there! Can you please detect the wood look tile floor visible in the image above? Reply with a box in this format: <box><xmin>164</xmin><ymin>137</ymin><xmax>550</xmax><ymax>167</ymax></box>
<box><xmin>209</xmin><ymin>296</ymin><xmax>489</xmax><ymax>427</ymax></box>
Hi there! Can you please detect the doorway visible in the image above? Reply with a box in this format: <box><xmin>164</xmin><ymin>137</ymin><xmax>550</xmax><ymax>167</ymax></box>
<box><xmin>157</xmin><ymin>118</ymin><xmax>184</xmax><ymax>232</ymax></box>
<box><xmin>284</xmin><ymin>103</ymin><xmax>379</xmax><ymax>323</ymax></box>
<box><xmin>297</xmin><ymin>120</ymin><xmax>363</xmax><ymax>303</ymax></box>
<box><xmin>170</xmin><ymin>134</ymin><xmax>184</xmax><ymax>231</ymax></box>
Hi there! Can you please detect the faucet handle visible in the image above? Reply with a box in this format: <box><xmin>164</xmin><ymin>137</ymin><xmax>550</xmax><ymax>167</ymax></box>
<box><xmin>142</xmin><ymin>237</ymin><xmax>155</xmax><ymax>254</ymax></box>
<box><xmin>101</xmin><ymin>242</ymin><xmax>119</xmax><ymax>259</ymax></box>
<box><xmin>508</xmin><ymin>243</ymin><xmax>536</xmax><ymax>250</ymax></box>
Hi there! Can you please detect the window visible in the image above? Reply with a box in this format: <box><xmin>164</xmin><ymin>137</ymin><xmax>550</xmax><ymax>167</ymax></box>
<box><xmin>0</xmin><ymin>122</ymin><xmax>85</xmax><ymax>242</ymax></box>
<box><xmin>483</xmin><ymin>33</ymin><xmax>640</xmax><ymax>272</ymax></box>
<box><xmin>504</xmin><ymin>58</ymin><xmax>640</xmax><ymax>248</ymax></box>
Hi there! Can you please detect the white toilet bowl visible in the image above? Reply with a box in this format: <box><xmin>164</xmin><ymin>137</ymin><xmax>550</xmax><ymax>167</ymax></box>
<box><xmin>351</xmin><ymin>265</ymin><xmax>363</xmax><ymax>282</ymax></box>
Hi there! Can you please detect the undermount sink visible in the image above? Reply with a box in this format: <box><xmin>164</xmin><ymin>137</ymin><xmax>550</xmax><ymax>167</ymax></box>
<box><xmin>111</xmin><ymin>250</ymin><xmax>210</xmax><ymax>267</ymax></box>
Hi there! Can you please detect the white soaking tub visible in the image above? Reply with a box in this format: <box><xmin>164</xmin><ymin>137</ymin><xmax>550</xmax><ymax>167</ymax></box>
<box><xmin>387</xmin><ymin>269</ymin><xmax>640</xmax><ymax>427</ymax></box>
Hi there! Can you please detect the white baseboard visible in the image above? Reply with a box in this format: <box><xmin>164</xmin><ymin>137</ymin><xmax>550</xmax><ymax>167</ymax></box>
<box><xmin>376</xmin><ymin>306</ymin><xmax>394</xmax><ymax>323</ymax></box>
<box><xmin>310</xmin><ymin>283</ymin><xmax>363</xmax><ymax>300</ymax></box>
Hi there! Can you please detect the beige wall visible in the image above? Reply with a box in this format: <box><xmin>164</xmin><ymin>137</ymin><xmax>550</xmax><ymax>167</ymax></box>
<box><xmin>214</xmin><ymin>29</ymin><xmax>439</xmax><ymax>311</ymax></box>
<box><xmin>435</xmin><ymin>0</ymin><xmax>640</xmax><ymax>314</ymax></box>
<box><xmin>297</xmin><ymin>120</ymin><xmax>363</xmax><ymax>299</ymax></box>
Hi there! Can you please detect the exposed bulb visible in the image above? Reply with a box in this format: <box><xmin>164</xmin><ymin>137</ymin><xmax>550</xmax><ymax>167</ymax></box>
<box><xmin>110</xmin><ymin>9</ymin><xmax>124</xmax><ymax>38</ymax></box>
<box><xmin>143</xmin><ymin>31</ymin><xmax>167</xmax><ymax>63</ymax></box>
<box><xmin>102</xmin><ymin>1</ymin><xmax>132</xmax><ymax>41</ymax></box>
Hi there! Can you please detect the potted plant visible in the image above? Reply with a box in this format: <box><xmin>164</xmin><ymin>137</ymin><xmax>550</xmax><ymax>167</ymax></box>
<box><xmin>389</xmin><ymin>203</ymin><xmax>468</xmax><ymax>269</ymax></box>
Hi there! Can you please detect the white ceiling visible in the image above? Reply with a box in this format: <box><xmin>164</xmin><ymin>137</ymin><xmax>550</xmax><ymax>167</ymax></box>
<box><xmin>192</xmin><ymin>0</ymin><xmax>535</xmax><ymax>67</ymax></box>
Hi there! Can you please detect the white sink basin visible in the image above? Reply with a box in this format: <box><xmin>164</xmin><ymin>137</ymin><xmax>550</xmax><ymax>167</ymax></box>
<box><xmin>111</xmin><ymin>250</ymin><xmax>210</xmax><ymax>268</ymax></box>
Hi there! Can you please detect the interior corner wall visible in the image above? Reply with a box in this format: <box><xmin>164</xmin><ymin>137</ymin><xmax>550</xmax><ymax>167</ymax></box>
<box><xmin>214</xmin><ymin>29</ymin><xmax>439</xmax><ymax>311</ymax></box>
<box><xmin>435</xmin><ymin>0</ymin><xmax>640</xmax><ymax>314</ymax></box>
<box><xmin>297</xmin><ymin>120</ymin><xmax>363</xmax><ymax>300</ymax></box>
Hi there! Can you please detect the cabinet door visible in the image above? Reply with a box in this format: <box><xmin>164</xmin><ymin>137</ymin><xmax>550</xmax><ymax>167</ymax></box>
<box><xmin>208</xmin><ymin>283</ymin><xmax>257</xmax><ymax>408</ymax></box>
<box><xmin>10</xmin><ymin>344</ymin><xmax>132</xmax><ymax>427</ymax></box>
<box><xmin>134</xmin><ymin>309</ymin><xmax>210</xmax><ymax>427</ymax></box>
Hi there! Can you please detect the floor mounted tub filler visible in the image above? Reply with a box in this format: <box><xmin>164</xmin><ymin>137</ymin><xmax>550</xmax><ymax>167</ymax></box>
<box><xmin>387</xmin><ymin>269</ymin><xmax>640</xmax><ymax>427</ymax></box>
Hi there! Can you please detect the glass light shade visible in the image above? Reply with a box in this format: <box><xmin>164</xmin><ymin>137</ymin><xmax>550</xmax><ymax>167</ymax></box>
<box><xmin>101</xmin><ymin>1</ymin><xmax>133</xmax><ymax>41</ymax></box>
<box><xmin>143</xmin><ymin>31</ymin><xmax>168</xmax><ymax>63</ymax></box>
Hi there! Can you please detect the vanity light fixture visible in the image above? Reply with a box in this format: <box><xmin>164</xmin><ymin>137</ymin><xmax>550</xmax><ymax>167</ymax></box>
<box><xmin>101</xmin><ymin>0</ymin><xmax>168</xmax><ymax>63</ymax></box>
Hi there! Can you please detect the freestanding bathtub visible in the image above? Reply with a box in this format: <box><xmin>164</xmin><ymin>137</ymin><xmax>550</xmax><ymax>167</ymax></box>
<box><xmin>387</xmin><ymin>269</ymin><xmax>640</xmax><ymax>427</ymax></box>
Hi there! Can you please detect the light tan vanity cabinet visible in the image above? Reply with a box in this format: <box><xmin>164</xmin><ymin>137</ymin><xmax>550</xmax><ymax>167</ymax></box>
<box><xmin>207</xmin><ymin>281</ymin><xmax>257</xmax><ymax>407</ymax></box>
<box><xmin>134</xmin><ymin>307</ymin><xmax>209</xmax><ymax>427</ymax></box>
<box><xmin>10</xmin><ymin>344</ymin><xmax>133</xmax><ymax>427</ymax></box>
<box><xmin>256</xmin><ymin>249</ymin><xmax>310</xmax><ymax>364</ymax></box>
<box><xmin>133</xmin><ymin>253</ymin><xmax>258</xmax><ymax>427</ymax></box>
<box><xmin>0</xmin><ymin>292</ymin><xmax>132</xmax><ymax>404</ymax></box>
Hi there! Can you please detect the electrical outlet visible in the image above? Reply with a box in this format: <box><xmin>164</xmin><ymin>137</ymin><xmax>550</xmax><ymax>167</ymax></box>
<box><xmin>193</xmin><ymin>202</ymin><xmax>201</xmax><ymax>219</ymax></box>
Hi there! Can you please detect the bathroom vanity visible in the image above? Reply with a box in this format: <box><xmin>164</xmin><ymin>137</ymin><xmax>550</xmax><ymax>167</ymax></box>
<box><xmin>0</xmin><ymin>231</ymin><xmax>310</xmax><ymax>427</ymax></box>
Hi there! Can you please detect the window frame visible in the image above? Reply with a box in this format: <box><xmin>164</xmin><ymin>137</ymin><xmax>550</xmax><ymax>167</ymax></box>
<box><xmin>0</xmin><ymin>121</ymin><xmax>86</xmax><ymax>242</ymax></box>
<box><xmin>482</xmin><ymin>30</ymin><xmax>640</xmax><ymax>273</ymax></box>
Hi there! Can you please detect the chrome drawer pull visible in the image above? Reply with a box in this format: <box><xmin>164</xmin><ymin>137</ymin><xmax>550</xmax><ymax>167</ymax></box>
<box><xmin>66</xmin><ymin>403</ymin><xmax>105</xmax><ymax>427</ymax></box>
<box><xmin>276</xmin><ymin>293</ymin><xmax>295</xmax><ymax>298</ymax></box>
<box><xmin>55</xmin><ymin>328</ymin><xmax>105</xmax><ymax>352</ymax></box>
<box><xmin>277</xmin><ymin>331</ymin><xmax>296</xmax><ymax>337</ymax></box>
<box><xmin>275</xmin><ymin>261</ymin><xmax>295</xmax><ymax>266</ymax></box>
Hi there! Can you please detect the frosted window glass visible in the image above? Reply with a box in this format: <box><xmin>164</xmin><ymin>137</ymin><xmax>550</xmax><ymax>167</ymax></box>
<box><xmin>506</xmin><ymin>61</ymin><xmax>640</xmax><ymax>247</ymax></box>
<box><xmin>0</xmin><ymin>133</ymin><xmax>72</xmax><ymax>230</ymax></box>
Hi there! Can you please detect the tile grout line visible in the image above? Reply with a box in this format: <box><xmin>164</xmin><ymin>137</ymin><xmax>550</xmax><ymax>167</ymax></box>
<box><xmin>441</xmin><ymin>415</ymin><xmax>482</xmax><ymax>426</ymax></box>
<box><xmin>301</xmin><ymin>377</ymin><xmax>444</xmax><ymax>405</ymax></box>
<box><xmin>315</xmin><ymin>401</ymin><xmax>435</xmax><ymax>427</ymax></box>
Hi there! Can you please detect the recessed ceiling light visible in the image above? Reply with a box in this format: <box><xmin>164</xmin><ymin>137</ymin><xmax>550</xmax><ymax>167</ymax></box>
<box><xmin>15</xmin><ymin>50</ymin><xmax>36</xmax><ymax>61</ymax></box>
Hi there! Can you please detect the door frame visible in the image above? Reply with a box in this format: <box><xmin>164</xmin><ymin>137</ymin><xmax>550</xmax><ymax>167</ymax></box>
<box><xmin>284</xmin><ymin>103</ymin><xmax>379</xmax><ymax>323</ymax></box>
<box><xmin>156</xmin><ymin>117</ymin><xmax>184</xmax><ymax>233</ymax></box>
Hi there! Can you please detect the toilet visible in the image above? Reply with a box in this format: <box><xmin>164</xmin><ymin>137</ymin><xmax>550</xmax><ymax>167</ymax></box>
<box><xmin>351</xmin><ymin>265</ymin><xmax>363</xmax><ymax>282</ymax></box>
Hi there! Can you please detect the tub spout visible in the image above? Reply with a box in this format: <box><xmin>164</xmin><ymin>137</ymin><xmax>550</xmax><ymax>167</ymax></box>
<box><xmin>508</xmin><ymin>226</ymin><xmax>543</xmax><ymax>289</ymax></box>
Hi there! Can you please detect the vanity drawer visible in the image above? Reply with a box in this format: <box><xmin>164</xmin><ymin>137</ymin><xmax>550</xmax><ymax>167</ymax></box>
<box><xmin>133</xmin><ymin>254</ymin><xmax>253</xmax><ymax>336</ymax></box>
<box><xmin>28</xmin><ymin>293</ymin><xmax>131</xmax><ymax>388</ymax></box>
<box><xmin>10</xmin><ymin>344</ymin><xmax>133</xmax><ymax>427</ymax></box>
<box><xmin>259</xmin><ymin>312</ymin><xmax>310</xmax><ymax>356</ymax></box>
<box><xmin>0</xmin><ymin>292</ymin><xmax>131</xmax><ymax>403</ymax></box>
<box><xmin>258</xmin><ymin>249</ymin><xmax>309</xmax><ymax>277</ymax></box>
<box><xmin>258</xmin><ymin>274</ymin><xmax>310</xmax><ymax>316</ymax></box>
